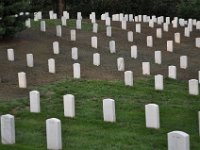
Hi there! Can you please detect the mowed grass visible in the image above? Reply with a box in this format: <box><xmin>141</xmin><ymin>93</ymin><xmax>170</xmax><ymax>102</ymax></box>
<box><xmin>0</xmin><ymin>77</ymin><xmax>199</xmax><ymax>150</ymax></box>
<box><xmin>31</xmin><ymin>19</ymin><xmax>104</xmax><ymax>32</ymax></box>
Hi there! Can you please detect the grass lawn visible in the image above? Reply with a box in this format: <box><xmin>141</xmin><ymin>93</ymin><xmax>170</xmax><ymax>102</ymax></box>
<box><xmin>0</xmin><ymin>77</ymin><xmax>199</xmax><ymax>150</ymax></box>
<box><xmin>31</xmin><ymin>19</ymin><xmax>104</xmax><ymax>32</ymax></box>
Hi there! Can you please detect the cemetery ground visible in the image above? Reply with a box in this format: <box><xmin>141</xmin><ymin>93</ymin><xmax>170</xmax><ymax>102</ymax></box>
<box><xmin>0</xmin><ymin>78</ymin><xmax>199</xmax><ymax>149</ymax></box>
<box><xmin>0</xmin><ymin>19</ymin><xmax>200</xmax><ymax>149</ymax></box>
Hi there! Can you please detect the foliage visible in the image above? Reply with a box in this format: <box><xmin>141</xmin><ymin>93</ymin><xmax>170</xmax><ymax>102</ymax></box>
<box><xmin>0</xmin><ymin>0</ymin><xmax>30</xmax><ymax>39</ymax></box>
<box><xmin>0</xmin><ymin>78</ymin><xmax>199</xmax><ymax>149</ymax></box>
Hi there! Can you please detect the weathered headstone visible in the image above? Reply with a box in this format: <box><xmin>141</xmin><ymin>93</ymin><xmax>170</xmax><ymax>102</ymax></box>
<box><xmin>142</xmin><ymin>62</ymin><xmax>150</xmax><ymax>75</ymax></box>
<box><xmin>189</xmin><ymin>79</ymin><xmax>199</xmax><ymax>95</ymax></box>
<box><xmin>156</xmin><ymin>28</ymin><xmax>162</xmax><ymax>38</ymax></box>
<box><xmin>131</xmin><ymin>45</ymin><xmax>137</xmax><ymax>59</ymax></box>
<box><xmin>61</xmin><ymin>16</ymin><xmax>67</xmax><ymax>26</ymax></box>
<box><xmin>93</xmin><ymin>23</ymin><xmax>98</xmax><ymax>33</ymax></box>
<box><xmin>76</xmin><ymin>19</ymin><xmax>81</xmax><ymax>29</ymax></box>
<box><xmin>168</xmin><ymin>66</ymin><xmax>177</xmax><ymax>79</ymax></box>
<box><xmin>93</xmin><ymin>53</ymin><xmax>100</xmax><ymax>66</ymax></box>
<box><xmin>174</xmin><ymin>33</ymin><xmax>181</xmax><ymax>44</ymax></box>
<box><xmin>145</xmin><ymin>104</ymin><xmax>160</xmax><ymax>129</ymax></box>
<box><xmin>29</xmin><ymin>90</ymin><xmax>40</xmax><ymax>113</ymax></box>
<box><xmin>155</xmin><ymin>74</ymin><xmax>164</xmax><ymax>90</ymax></box>
<box><xmin>154</xmin><ymin>51</ymin><xmax>162</xmax><ymax>64</ymax></box>
<box><xmin>168</xmin><ymin>131</ymin><xmax>190</xmax><ymax>150</ymax></box>
<box><xmin>180</xmin><ymin>56</ymin><xmax>188</xmax><ymax>69</ymax></box>
<box><xmin>106</xmin><ymin>26</ymin><xmax>112</xmax><ymax>37</ymax></box>
<box><xmin>109</xmin><ymin>40</ymin><xmax>116</xmax><ymax>53</ymax></box>
<box><xmin>103</xmin><ymin>99</ymin><xmax>116</xmax><ymax>122</ymax></box>
<box><xmin>73</xmin><ymin>63</ymin><xmax>80</xmax><ymax>79</ymax></box>
<box><xmin>1</xmin><ymin>114</ymin><xmax>15</xmax><ymax>144</ymax></box>
<box><xmin>70</xmin><ymin>30</ymin><xmax>76</xmax><ymax>41</ymax></box>
<box><xmin>48</xmin><ymin>58</ymin><xmax>55</xmax><ymax>73</ymax></box>
<box><xmin>147</xmin><ymin>36</ymin><xmax>153</xmax><ymax>47</ymax></box>
<box><xmin>18</xmin><ymin>72</ymin><xmax>27</xmax><ymax>88</ymax></box>
<box><xmin>56</xmin><ymin>25</ymin><xmax>62</xmax><ymax>37</ymax></box>
<box><xmin>63</xmin><ymin>94</ymin><xmax>75</xmax><ymax>117</ymax></box>
<box><xmin>117</xmin><ymin>57</ymin><xmax>125</xmax><ymax>71</ymax></box>
<box><xmin>26</xmin><ymin>54</ymin><xmax>34</xmax><ymax>67</ymax></box>
<box><xmin>195</xmin><ymin>38</ymin><xmax>200</xmax><ymax>48</ymax></box>
<box><xmin>40</xmin><ymin>21</ymin><xmax>46</xmax><ymax>32</ymax></box>
<box><xmin>136</xmin><ymin>24</ymin><xmax>141</xmax><ymax>33</ymax></box>
<box><xmin>124</xmin><ymin>71</ymin><xmax>133</xmax><ymax>86</ymax></box>
<box><xmin>71</xmin><ymin>47</ymin><xmax>78</xmax><ymax>60</ymax></box>
<box><xmin>46</xmin><ymin>118</ymin><xmax>62</xmax><ymax>150</ymax></box>
<box><xmin>167</xmin><ymin>40</ymin><xmax>173</xmax><ymax>52</ymax></box>
<box><xmin>7</xmin><ymin>48</ymin><xmax>14</xmax><ymax>61</ymax></box>
<box><xmin>91</xmin><ymin>36</ymin><xmax>97</xmax><ymax>49</ymax></box>
<box><xmin>128</xmin><ymin>31</ymin><xmax>133</xmax><ymax>42</ymax></box>
<box><xmin>53</xmin><ymin>41</ymin><xmax>60</xmax><ymax>54</ymax></box>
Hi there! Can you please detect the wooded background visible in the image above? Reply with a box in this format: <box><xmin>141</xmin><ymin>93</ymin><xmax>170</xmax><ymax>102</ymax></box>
<box><xmin>30</xmin><ymin>0</ymin><xmax>200</xmax><ymax>19</ymax></box>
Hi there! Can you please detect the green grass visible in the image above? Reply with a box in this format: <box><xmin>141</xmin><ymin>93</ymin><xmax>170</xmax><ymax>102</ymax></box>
<box><xmin>0</xmin><ymin>77</ymin><xmax>199</xmax><ymax>149</ymax></box>
<box><xmin>31</xmin><ymin>19</ymin><xmax>104</xmax><ymax>32</ymax></box>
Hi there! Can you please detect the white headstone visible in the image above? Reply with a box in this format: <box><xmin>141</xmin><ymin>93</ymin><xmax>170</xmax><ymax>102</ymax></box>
<box><xmin>121</xmin><ymin>20</ymin><xmax>127</xmax><ymax>30</ymax></box>
<box><xmin>154</xmin><ymin>51</ymin><xmax>162</xmax><ymax>64</ymax></box>
<box><xmin>136</xmin><ymin>24</ymin><xmax>141</xmax><ymax>33</ymax></box>
<box><xmin>53</xmin><ymin>41</ymin><xmax>60</xmax><ymax>54</ymax></box>
<box><xmin>145</xmin><ymin>104</ymin><xmax>160</xmax><ymax>129</ymax></box>
<box><xmin>103</xmin><ymin>99</ymin><xmax>116</xmax><ymax>122</ymax></box>
<box><xmin>70</xmin><ymin>30</ymin><xmax>76</xmax><ymax>41</ymax></box>
<box><xmin>168</xmin><ymin>131</ymin><xmax>190</xmax><ymax>150</ymax></box>
<box><xmin>91</xmin><ymin>36</ymin><xmax>97</xmax><ymax>49</ymax></box>
<box><xmin>117</xmin><ymin>57</ymin><xmax>125</xmax><ymax>71</ymax></box>
<box><xmin>147</xmin><ymin>36</ymin><xmax>153</xmax><ymax>47</ymax></box>
<box><xmin>155</xmin><ymin>74</ymin><xmax>164</xmax><ymax>90</ymax></box>
<box><xmin>167</xmin><ymin>40</ymin><xmax>173</xmax><ymax>52</ymax></box>
<box><xmin>149</xmin><ymin>20</ymin><xmax>154</xmax><ymax>28</ymax></box>
<box><xmin>189</xmin><ymin>79</ymin><xmax>199</xmax><ymax>95</ymax></box>
<box><xmin>18</xmin><ymin>72</ymin><xmax>27</xmax><ymax>88</ymax></box>
<box><xmin>131</xmin><ymin>45</ymin><xmax>137</xmax><ymax>59</ymax></box>
<box><xmin>71</xmin><ymin>47</ymin><xmax>78</xmax><ymax>60</ymax></box>
<box><xmin>63</xmin><ymin>94</ymin><xmax>75</xmax><ymax>118</ymax></box>
<box><xmin>61</xmin><ymin>16</ymin><xmax>67</xmax><ymax>26</ymax></box>
<box><xmin>93</xmin><ymin>23</ymin><xmax>98</xmax><ymax>33</ymax></box>
<box><xmin>124</xmin><ymin>71</ymin><xmax>133</xmax><ymax>86</ymax></box>
<box><xmin>174</xmin><ymin>33</ymin><xmax>181</xmax><ymax>44</ymax></box>
<box><xmin>128</xmin><ymin>31</ymin><xmax>133</xmax><ymax>42</ymax></box>
<box><xmin>105</xmin><ymin>17</ymin><xmax>111</xmax><ymax>26</ymax></box>
<box><xmin>73</xmin><ymin>63</ymin><xmax>80</xmax><ymax>79</ymax></box>
<box><xmin>195</xmin><ymin>38</ymin><xmax>200</xmax><ymax>48</ymax></box>
<box><xmin>180</xmin><ymin>56</ymin><xmax>188</xmax><ymax>69</ymax></box>
<box><xmin>184</xmin><ymin>27</ymin><xmax>190</xmax><ymax>37</ymax></box>
<box><xmin>1</xmin><ymin>114</ymin><xmax>15</xmax><ymax>144</ymax></box>
<box><xmin>109</xmin><ymin>40</ymin><xmax>116</xmax><ymax>53</ymax></box>
<box><xmin>76</xmin><ymin>19</ymin><xmax>81</xmax><ymax>29</ymax></box>
<box><xmin>168</xmin><ymin>66</ymin><xmax>177</xmax><ymax>79</ymax></box>
<box><xmin>198</xmin><ymin>71</ymin><xmax>200</xmax><ymax>83</ymax></box>
<box><xmin>163</xmin><ymin>23</ymin><xmax>169</xmax><ymax>32</ymax></box>
<box><xmin>142</xmin><ymin>62</ymin><xmax>150</xmax><ymax>75</ymax></box>
<box><xmin>29</xmin><ymin>90</ymin><xmax>40</xmax><ymax>113</ymax></box>
<box><xmin>93</xmin><ymin>53</ymin><xmax>100</xmax><ymax>66</ymax></box>
<box><xmin>48</xmin><ymin>58</ymin><xmax>55</xmax><ymax>73</ymax></box>
<box><xmin>40</xmin><ymin>21</ymin><xmax>46</xmax><ymax>32</ymax></box>
<box><xmin>26</xmin><ymin>54</ymin><xmax>34</xmax><ymax>67</ymax></box>
<box><xmin>46</xmin><ymin>118</ymin><xmax>62</xmax><ymax>150</ymax></box>
<box><xmin>56</xmin><ymin>25</ymin><xmax>62</xmax><ymax>37</ymax></box>
<box><xmin>156</xmin><ymin>28</ymin><xmax>162</xmax><ymax>38</ymax></box>
<box><xmin>25</xmin><ymin>18</ymin><xmax>31</xmax><ymax>28</ymax></box>
<box><xmin>106</xmin><ymin>26</ymin><xmax>112</xmax><ymax>37</ymax></box>
<box><xmin>7</xmin><ymin>48</ymin><xmax>14</xmax><ymax>61</ymax></box>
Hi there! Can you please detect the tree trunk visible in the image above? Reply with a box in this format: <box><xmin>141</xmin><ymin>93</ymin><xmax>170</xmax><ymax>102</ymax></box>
<box><xmin>58</xmin><ymin>0</ymin><xmax>64</xmax><ymax>18</ymax></box>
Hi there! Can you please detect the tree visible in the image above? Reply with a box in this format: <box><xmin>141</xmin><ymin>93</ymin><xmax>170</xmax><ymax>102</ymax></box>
<box><xmin>0</xmin><ymin>0</ymin><xmax>30</xmax><ymax>39</ymax></box>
